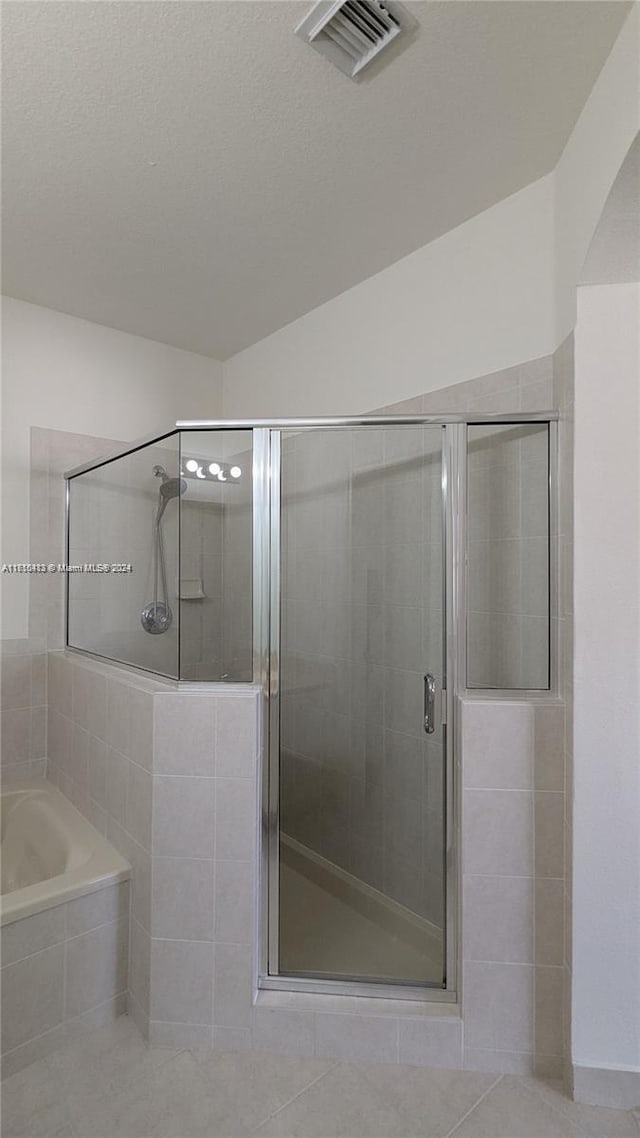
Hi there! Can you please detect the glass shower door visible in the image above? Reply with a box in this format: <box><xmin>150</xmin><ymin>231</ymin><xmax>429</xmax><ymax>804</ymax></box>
<box><xmin>271</xmin><ymin>424</ymin><xmax>447</xmax><ymax>990</ymax></box>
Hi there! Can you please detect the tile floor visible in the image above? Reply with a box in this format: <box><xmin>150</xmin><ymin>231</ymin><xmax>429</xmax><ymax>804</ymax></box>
<box><xmin>1</xmin><ymin>1015</ymin><xmax>638</xmax><ymax>1138</ymax></box>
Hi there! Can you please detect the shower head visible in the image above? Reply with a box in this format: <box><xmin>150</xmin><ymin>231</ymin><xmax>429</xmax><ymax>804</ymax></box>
<box><xmin>154</xmin><ymin>469</ymin><xmax>187</xmax><ymax>523</ymax></box>
<box><xmin>159</xmin><ymin>477</ymin><xmax>187</xmax><ymax>502</ymax></box>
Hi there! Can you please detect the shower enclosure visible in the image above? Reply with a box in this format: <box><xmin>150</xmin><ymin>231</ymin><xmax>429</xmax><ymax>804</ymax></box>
<box><xmin>65</xmin><ymin>414</ymin><xmax>554</xmax><ymax>1000</ymax></box>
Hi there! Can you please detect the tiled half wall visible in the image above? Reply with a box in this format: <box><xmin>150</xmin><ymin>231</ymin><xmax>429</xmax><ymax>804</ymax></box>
<box><xmin>46</xmin><ymin>652</ymin><xmax>566</xmax><ymax>1076</ymax></box>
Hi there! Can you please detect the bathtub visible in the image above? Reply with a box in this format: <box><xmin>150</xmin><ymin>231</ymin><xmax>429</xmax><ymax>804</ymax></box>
<box><xmin>1</xmin><ymin>780</ymin><xmax>131</xmax><ymax>1074</ymax></box>
<box><xmin>1</xmin><ymin>780</ymin><xmax>130</xmax><ymax>925</ymax></box>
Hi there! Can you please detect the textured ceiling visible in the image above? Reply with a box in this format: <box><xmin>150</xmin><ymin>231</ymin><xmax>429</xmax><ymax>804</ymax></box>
<box><xmin>2</xmin><ymin>1</ymin><xmax>632</xmax><ymax>359</ymax></box>
<box><xmin>581</xmin><ymin>132</ymin><xmax>640</xmax><ymax>285</ymax></box>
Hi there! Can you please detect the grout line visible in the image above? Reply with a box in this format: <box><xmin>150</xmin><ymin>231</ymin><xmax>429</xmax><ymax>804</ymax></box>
<box><xmin>1</xmin><ymin>939</ymin><xmax>66</xmax><ymax>969</ymax></box>
<box><xmin>523</xmin><ymin>1077</ymin><xmax>595</xmax><ymax>1138</ymax></box>
<box><xmin>442</xmin><ymin>1073</ymin><xmax>503</xmax><ymax>1138</ymax></box>
<box><xmin>252</xmin><ymin>1061</ymin><xmax>341</xmax><ymax>1133</ymax></box>
<box><xmin>63</xmin><ymin>915</ymin><xmax>128</xmax><ymax>947</ymax></box>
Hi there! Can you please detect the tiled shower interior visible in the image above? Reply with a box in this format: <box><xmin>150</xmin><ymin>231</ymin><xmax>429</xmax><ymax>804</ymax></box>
<box><xmin>0</xmin><ymin>342</ymin><xmax>573</xmax><ymax>1084</ymax></box>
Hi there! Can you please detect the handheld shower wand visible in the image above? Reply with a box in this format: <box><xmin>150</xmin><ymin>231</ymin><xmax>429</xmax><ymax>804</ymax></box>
<box><xmin>141</xmin><ymin>466</ymin><xmax>187</xmax><ymax>634</ymax></box>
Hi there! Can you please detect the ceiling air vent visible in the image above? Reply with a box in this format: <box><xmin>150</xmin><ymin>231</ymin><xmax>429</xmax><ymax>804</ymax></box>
<box><xmin>295</xmin><ymin>0</ymin><xmax>415</xmax><ymax>79</ymax></box>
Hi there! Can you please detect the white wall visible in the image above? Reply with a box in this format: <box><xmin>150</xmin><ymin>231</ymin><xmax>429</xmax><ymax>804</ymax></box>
<box><xmin>1</xmin><ymin>298</ymin><xmax>222</xmax><ymax>639</ymax></box>
<box><xmin>223</xmin><ymin>7</ymin><xmax>639</xmax><ymax>419</ymax></box>
<box><xmin>572</xmin><ymin>282</ymin><xmax>640</xmax><ymax>1074</ymax></box>
<box><xmin>554</xmin><ymin>9</ymin><xmax>640</xmax><ymax>337</ymax></box>
<box><xmin>223</xmin><ymin>175</ymin><xmax>556</xmax><ymax>416</ymax></box>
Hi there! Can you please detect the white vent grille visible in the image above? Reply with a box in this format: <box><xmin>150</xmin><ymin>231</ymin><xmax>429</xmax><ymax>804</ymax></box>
<box><xmin>296</xmin><ymin>0</ymin><xmax>415</xmax><ymax>79</ymax></box>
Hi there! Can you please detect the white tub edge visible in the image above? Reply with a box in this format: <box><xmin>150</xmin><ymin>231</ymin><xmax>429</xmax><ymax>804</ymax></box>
<box><xmin>1</xmin><ymin>780</ymin><xmax>131</xmax><ymax>926</ymax></box>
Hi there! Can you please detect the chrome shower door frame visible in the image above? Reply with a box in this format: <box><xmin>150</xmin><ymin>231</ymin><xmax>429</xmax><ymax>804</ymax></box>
<box><xmin>255</xmin><ymin>420</ymin><xmax>459</xmax><ymax>1004</ymax></box>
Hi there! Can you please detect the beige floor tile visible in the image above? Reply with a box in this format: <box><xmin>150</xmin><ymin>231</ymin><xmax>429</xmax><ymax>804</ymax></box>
<box><xmin>3</xmin><ymin>1118</ymin><xmax>74</xmax><ymax>1138</ymax></box>
<box><xmin>69</xmin><ymin>1052</ymin><xmax>221</xmax><ymax>1138</ymax></box>
<box><xmin>3</xmin><ymin>1017</ymin><xmax>638</xmax><ymax>1138</ymax></box>
<box><xmin>193</xmin><ymin>1051</ymin><xmax>336</xmax><ymax>1131</ymax></box>
<box><xmin>523</xmin><ymin>1078</ymin><xmax>640</xmax><ymax>1138</ymax></box>
<box><xmin>256</xmin><ymin>1062</ymin><xmax>497</xmax><ymax>1137</ymax></box>
<box><xmin>1</xmin><ymin>1064</ymin><xmax>75</xmax><ymax>1138</ymax></box>
<box><xmin>1</xmin><ymin>1016</ymin><xmax>179</xmax><ymax>1138</ymax></box>
<box><xmin>448</xmin><ymin>1076</ymin><xmax>585</xmax><ymax>1137</ymax></box>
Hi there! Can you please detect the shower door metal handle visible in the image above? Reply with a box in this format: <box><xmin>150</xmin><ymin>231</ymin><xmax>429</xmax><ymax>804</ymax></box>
<box><xmin>424</xmin><ymin>673</ymin><xmax>437</xmax><ymax>734</ymax></box>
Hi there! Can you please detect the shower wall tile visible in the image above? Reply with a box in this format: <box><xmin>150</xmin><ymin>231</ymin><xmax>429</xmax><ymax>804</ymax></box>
<box><xmin>463</xmin><ymin>876</ymin><xmax>534</xmax><ymax>964</ymax></box>
<box><xmin>214</xmin><ymin>859</ymin><xmax>254</xmax><ymax>945</ymax></box>
<box><xmin>535</xmin><ymin>878</ymin><xmax>564</xmax><ymax>967</ymax></box>
<box><xmin>314</xmin><ymin>1012</ymin><xmax>398</xmax><ymax>1064</ymax></box>
<box><xmin>154</xmin><ymin>692</ymin><xmax>216</xmax><ymax>776</ymax></box>
<box><xmin>0</xmin><ymin>654</ymin><xmax>32</xmax><ymax>709</ymax></box>
<box><xmin>534</xmin><ymin>791</ymin><xmax>565</xmax><ymax>879</ymax></box>
<box><xmin>533</xmin><ymin>704</ymin><xmax>565</xmax><ymax>791</ymax></box>
<box><xmin>46</xmin><ymin>651</ymin><xmax>173</xmax><ymax>1043</ymax></box>
<box><xmin>251</xmin><ymin>1008</ymin><xmax>316</xmax><ymax>1058</ymax></box>
<box><xmin>460</xmin><ymin>692</ymin><xmax>565</xmax><ymax>1074</ymax></box>
<box><xmin>215</xmin><ymin>694</ymin><xmax>257</xmax><ymax>778</ymax></box>
<box><xmin>463</xmin><ymin>1047</ymin><xmax>536</xmax><ymax>1076</ymax></box>
<box><xmin>462</xmin><ymin>701</ymin><xmax>534</xmax><ymax>790</ymax></box>
<box><xmin>534</xmin><ymin>965</ymin><xmax>564</xmax><ymax>1058</ymax></box>
<box><xmin>0</xmin><ymin>707</ymin><xmax>32</xmax><ymax>766</ymax></box>
<box><xmin>129</xmin><ymin>917</ymin><xmax>151</xmax><ymax>1021</ymax></box>
<box><xmin>28</xmin><ymin>427</ymin><xmax>121</xmax><ymax>653</ymax></box>
<box><xmin>213</xmin><ymin>943</ymin><xmax>253</xmax><ymax>1030</ymax></box>
<box><xmin>215</xmin><ymin>778</ymin><xmax>255</xmax><ymax>861</ymax></box>
<box><xmin>398</xmin><ymin>1017</ymin><xmax>463</xmax><ymax>1069</ymax></box>
<box><xmin>153</xmin><ymin>775</ymin><xmax>215</xmax><ymax>859</ymax></box>
<box><xmin>463</xmin><ymin>961</ymin><xmax>535</xmax><ymax>1052</ymax></box>
<box><xmin>0</xmin><ymin>637</ymin><xmax>48</xmax><ymax>778</ymax></box>
<box><xmin>149</xmin><ymin>939</ymin><xmax>214</xmax><ymax>1026</ymax></box>
<box><xmin>152</xmin><ymin>857</ymin><xmax>215</xmax><ymax>941</ymax></box>
<box><xmin>463</xmin><ymin>789</ymin><xmax>533</xmax><ymax>876</ymax></box>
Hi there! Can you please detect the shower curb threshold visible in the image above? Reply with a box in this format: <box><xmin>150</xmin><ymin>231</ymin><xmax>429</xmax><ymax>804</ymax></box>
<box><xmin>253</xmin><ymin>989</ymin><xmax>462</xmax><ymax>1020</ymax></box>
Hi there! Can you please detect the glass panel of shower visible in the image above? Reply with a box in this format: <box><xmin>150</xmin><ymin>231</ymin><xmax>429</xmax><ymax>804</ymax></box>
<box><xmin>67</xmin><ymin>433</ymin><xmax>182</xmax><ymax>678</ymax></box>
<box><xmin>66</xmin><ymin>429</ymin><xmax>253</xmax><ymax>680</ymax></box>
<box><xmin>179</xmin><ymin>431</ymin><xmax>253</xmax><ymax>681</ymax></box>
<box><xmin>270</xmin><ymin>424</ymin><xmax>448</xmax><ymax>989</ymax></box>
<box><xmin>466</xmin><ymin>422</ymin><xmax>551</xmax><ymax>689</ymax></box>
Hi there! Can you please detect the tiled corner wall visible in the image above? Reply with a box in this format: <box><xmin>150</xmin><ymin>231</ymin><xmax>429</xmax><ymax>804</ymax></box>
<box><xmin>0</xmin><ymin>638</ymin><xmax>47</xmax><ymax>781</ymax></box>
<box><xmin>29</xmin><ymin>427</ymin><xmax>122</xmax><ymax>652</ymax></box>
<box><xmin>0</xmin><ymin>880</ymin><xmax>129</xmax><ymax>1078</ymax></box>
<box><xmin>46</xmin><ymin>649</ymin><xmax>567</xmax><ymax>1073</ymax></box>
<box><xmin>461</xmin><ymin>699</ymin><xmax>565</xmax><ymax>1077</ymax></box>
<box><xmin>147</xmin><ymin>681</ymin><xmax>259</xmax><ymax>1047</ymax></box>
<box><xmin>179</xmin><ymin>494</ymin><xmax>224</xmax><ymax>680</ymax></box>
<box><xmin>45</xmin><ymin>650</ymin><xmax>261</xmax><ymax>1049</ymax></box>
<box><xmin>46</xmin><ymin>651</ymin><xmax>159</xmax><ymax>1038</ymax></box>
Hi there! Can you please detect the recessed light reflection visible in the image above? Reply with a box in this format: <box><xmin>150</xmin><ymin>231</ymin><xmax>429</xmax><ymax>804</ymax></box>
<box><xmin>208</xmin><ymin>462</ymin><xmax>221</xmax><ymax>475</ymax></box>
<box><xmin>230</xmin><ymin>466</ymin><xmax>241</xmax><ymax>479</ymax></box>
<box><xmin>185</xmin><ymin>459</ymin><xmax>199</xmax><ymax>473</ymax></box>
